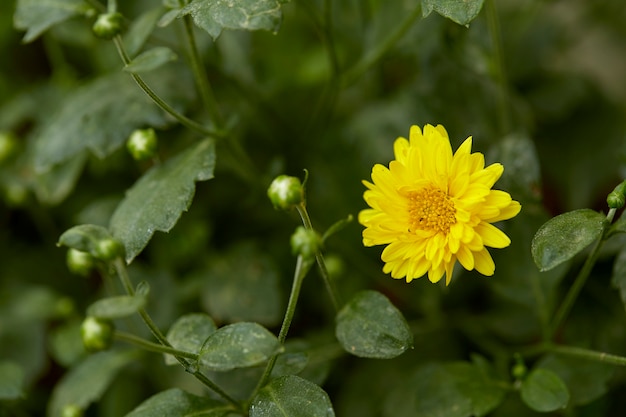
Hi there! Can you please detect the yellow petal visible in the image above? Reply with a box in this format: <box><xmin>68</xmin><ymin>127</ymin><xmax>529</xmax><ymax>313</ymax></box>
<box><xmin>474</xmin><ymin>249</ymin><xmax>495</xmax><ymax>276</ymax></box>
<box><xmin>484</xmin><ymin>200</ymin><xmax>522</xmax><ymax>222</ymax></box>
<box><xmin>457</xmin><ymin>245</ymin><xmax>474</xmax><ymax>270</ymax></box>
<box><xmin>475</xmin><ymin>222</ymin><xmax>511</xmax><ymax>248</ymax></box>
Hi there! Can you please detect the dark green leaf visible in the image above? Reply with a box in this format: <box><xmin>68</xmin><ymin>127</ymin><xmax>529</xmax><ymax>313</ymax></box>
<box><xmin>611</xmin><ymin>248</ymin><xmax>626</xmax><ymax>310</ymax></box>
<box><xmin>86</xmin><ymin>284</ymin><xmax>149</xmax><ymax>319</ymax></box>
<box><xmin>181</xmin><ymin>0</ymin><xmax>284</xmax><ymax>40</ymax></box>
<box><xmin>521</xmin><ymin>368</ymin><xmax>569</xmax><ymax>412</ymax></box>
<box><xmin>197</xmin><ymin>322</ymin><xmax>280</xmax><ymax>372</ymax></box>
<box><xmin>124</xmin><ymin>388</ymin><xmax>233</xmax><ymax>417</ymax></box>
<box><xmin>201</xmin><ymin>243</ymin><xmax>283</xmax><ymax>327</ymax></box>
<box><xmin>109</xmin><ymin>139</ymin><xmax>216</xmax><ymax>263</ymax></box>
<box><xmin>335</xmin><ymin>290</ymin><xmax>412</xmax><ymax>358</ymax></box>
<box><xmin>531</xmin><ymin>209</ymin><xmax>606</xmax><ymax>271</ymax></box>
<box><xmin>124</xmin><ymin>47</ymin><xmax>178</xmax><ymax>74</ymax></box>
<box><xmin>58</xmin><ymin>224</ymin><xmax>113</xmax><ymax>256</ymax></box>
<box><xmin>48</xmin><ymin>350</ymin><xmax>137</xmax><ymax>417</ymax></box>
<box><xmin>422</xmin><ymin>0</ymin><xmax>485</xmax><ymax>26</ymax></box>
<box><xmin>250</xmin><ymin>375</ymin><xmax>335</xmax><ymax>417</ymax></box>
<box><xmin>33</xmin><ymin>152</ymin><xmax>87</xmax><ymax>205</ymax></box>
<box><xmin>125</xmin><ymin>7</ymin><xmax>166</xmax><ymax>57</ymax></box>
<box><xmin>14</xmin><ymin>0</ymin><xmax>92</xmax><ymax>43</ymax></box>
<box><xmin>165</xmin><ymin>313</ymin><xmax>217</xmax><ymax>365</ymax></box>
<box><xmin>0</xmin><ymin>361</ymin><xmax>24</xmax><ymax>400</ymax></box>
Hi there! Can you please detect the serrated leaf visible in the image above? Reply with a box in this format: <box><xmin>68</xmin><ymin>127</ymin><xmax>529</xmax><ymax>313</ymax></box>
<box><xmin>31</xmin><ymin>69</ymin><xmax>193</xmax><ymax>174</ymax></box>
<box><xmin>335</xmin><ymin>290</ymin><xmax>412</xmax><ymax>359</ymax></box>
<box><xmin>531</xmin><ymin>209</ymin><xmax>606</xmax><ymax>271</ymax></box>
<box><xmin>58</xmin><ymin>224</ymin><xmax>113</xmax><ymax>256</ymax></box>
<box><xmin>86</xmin><ymin>283</ymin><xmax>149</xmax><ymax>319</ymax></box>
<box><xmin>250</xmin><ymin>375</ymin><xmax>335</xmax><ymax>417</ymax></box>
<box><xmin>124</xmin><ymin>47</ymin><xmax>178</xmax><ymax>74</ymax></box>
<box><xmin>197</xmin><ymin>322</ymin><xmax>279</xmax><ymax>372</ymax></box>
<box><xmin>422</xmin><ymin>0</ymin><xmax>485</xmax><ymax>26</ymax></box>
<box><xmin>14</xmin><ymin>0</ymin><xmax>92</xmax><ymax>43</ymax></box>
<box><xmin>125</xmin><ymin>7</ymin><xmax>166</xmax><ymax>57</ymax></box>
<box><xmin>48</xmin><ymin>350</ymin><xmax>137</xmax><ymax>417</ymax></box>
<box><xmin>164</xmin><ymin>313</ymin><xmax>217</xmax><ymax>365</ymax></box>
<box><xmin>521</xmin><ymin>368</ymin><xmax>570</xmax><ymax>412</ymax></box>
<box><xmin>0</xmin><ymin>361</ymin><xmax>24</xmax><ymax>400</ymax></box>
<box><xmin>181</xmin><ymin>0</ymin><xmax>283</xmax><ymax>40</ymax></box>
<box><xmin>110</xmin><ymin>139</ymin><xmax>216</xmax><ymax>263</ymax></box>
<box><xmin>124</xmin><ymin>388</ymin><xmax>232</xmax><ymax>417</ymax></box>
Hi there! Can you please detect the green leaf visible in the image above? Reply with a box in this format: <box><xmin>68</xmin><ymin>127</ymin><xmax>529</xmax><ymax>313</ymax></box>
<box><xmin>200</xmin><ymin>243</ymin><xmax>283</xmax><ymax>327</ymax></box>
<box><xmin>611</xmin><ymin>248</ymin><xmax>626</xmax><ymax>310</ymax></box>
<box><xmin>14</xmin><ymin>0</ymin><xmax>92</xmax><ymax>43</ymax></box>
<box><xmin>48</xmin><ymin>350</ymin><xmax>137</xmax><ymax>417</ymax></box>
<box><xmin>531</xmin><ymin>209</ymin><xmax>606</xmax><ymax>271</ymax></box>
<box><xmin>124</xmin><ymin>47</ymin><xmax>178</xmax><ymax>74</ymax></box>
<box><xmin>385</xmin><ymin>362</ymin><xmax>506</xmax><ymax>417</ymax></box>
<box><xmin>0</xmin><ymin>361</ymin><xmax>24</xmax><ymax>400</ymax></box>
<box><xmin>181</xmin><ymin>0</ymin><xmax>284</xmax><ymax>40</ymax></box>
<box><xmin>165</xmin><ymin>313</ymin><xmax>217</xmax><ymax>365</ymax></box>
<box><xmin>124</xmin><ymin>388</ymin><xmax>232</xmax><ymax>417</ymax></box>
<box><xmin>86</xmin><ymin>282</ymin><xmax>149</xmax><ymax>319</ymax></box>
<box><xmin>422</xmin><ymin>0</ymin><xmax>485</xmax><ymax>26</ymax></box>
<box><xmin>125</xmin><ymin>7</ymin><xmax>166</xmax><ymax>57</ymax></box>
<box><xmin>197</xmin><ymin>322</ymin><xmax>280</xmax><ymax>372</ymax></box>
<box><xmin>33</xmin><ymin>152</ymin><xmax>87</xmax><ymax>205</ymax></box>
<box><xmin>521</xmin><ymin>368</ymin><xmax>570</xmax><ymax>412</ymax></box>
<box><xmin>31</xmin><ymin>69</ymin><xmax>193</xmax><ymax>174</ymax></box>
<box><xmin>58</xmin><ymin>224</ymin><xmax>113</xmax><ymax>256</ymax></box>
<box><xmin>335</xmin><ymin>290</ymin><xmax>412</xmax><ymax>359</ymax></box>
<box><xmin>109</xmin><ymin>139</ymin><xmax>216</xmax><ymax>263</ymax></box>
<box><xmin>250</xmin><ymin>375</ymin><xmax>335</xmax><ymax>417</ymax></box>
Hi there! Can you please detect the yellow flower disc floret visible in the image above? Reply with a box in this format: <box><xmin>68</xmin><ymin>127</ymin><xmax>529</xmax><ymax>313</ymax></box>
<box><xmin>359</xmin><ymin>124</ymin><xmax>521</xmax><ymax>285</ymax></box>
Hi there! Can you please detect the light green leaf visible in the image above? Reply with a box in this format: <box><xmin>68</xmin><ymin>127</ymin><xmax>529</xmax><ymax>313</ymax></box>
<box><xmin>521</xmin><ymin>368</ymin><xmax>570</xmax><ymax>412</ymax></box>
<box><xmin>124</xmin><ymin>47</ymin><xmax>178</xmax><ymax>74</ymax></box>
<box><xmin>124</xmin><ymin>388</ymin><xmax>232</xmax><ymax>417</ymax></box>
<box><xmin>270</xmin><ymin>351</ymin><xmax>308</xmax><ymax>379</ymax></box>
<box><xmin>31</xmin><ymin>69</ymin><xmax>193</xmax><ymax>174</ymax></box>
<box><xmin>164</xmin><ymin>313</ymin><xmax>217</xmax><ymax>365</ymax></box>
<box><xmin>14</xmin><ymin>0</ymin><xmax>93</xmax><ymax>43</ymax></box>
<box><xmin>0</xmin><ymin>361</ymin><xmax>24</xmax><ymax>400</ymax></box>
<box><xmin>125</xmin><ymin>7</ymin><xmax>166</xmax><ymax>57</ymax></box>
<box><xmin>422</xmin><ymin>0</ymin><xmax>485</xmax><ymax>26</ymax></box>
<box><xmin>531</xmin><ymin>209</ymin><xmax>607</xmax><ymax>271</ymax></box>
<box><xmin>109</xmin><ymin>139</ymin><xmax>216</xmax><ymax>263</ymax></box>
<box><xmin>86</xmin><ymin>282</ymin><xmax>149</xmax><ymax>319</ymax></box>
<box><xmin>48</xmin><ymin>350</ymin><xmax>137</xmax><ymax>417</ymax></box>
<box><xmin>33</xmin><ymin>152</ymin><xmax>87</xmax><ymax>205</ymax></box>
<box><xmin>181</xmin><ymin>0</ymin><xmax>283</xmax><ymax>40</ymax></box>
<box><xmin>58</xmin><ymin>224</ymin><xmax>113</xmax><ymax>256</ymax></box>
<box><xmin>201</xmin><ymin>243</ymin><xmax>283</xmax><ymax>327</ymax></box>
<box><xmin>197</xmin><ymin>322</ymin><xmax>280</xmax><ymax>372</ymax></box>
<box><xmin>250</xmin><ymin>375</ymin><xmax>335</xmax><ymax>417</ymax></box>
<box><xmin>335</xmin><ymin>290</ymin><xmax>412</xmax><ymax>359</ymax></box>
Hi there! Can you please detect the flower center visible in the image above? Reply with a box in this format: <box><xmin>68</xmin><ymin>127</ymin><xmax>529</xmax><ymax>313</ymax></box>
<box><xmin>407</xmin><ymin>186</ymin><xmax>456</xmax><ymax>234</ymax></box>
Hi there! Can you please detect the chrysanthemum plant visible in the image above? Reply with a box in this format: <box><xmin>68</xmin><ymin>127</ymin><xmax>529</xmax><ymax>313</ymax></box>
<box><xmin>4</xmin><ymin>0</ymin><xmax>626</xmax><ymax>416</ymax></box>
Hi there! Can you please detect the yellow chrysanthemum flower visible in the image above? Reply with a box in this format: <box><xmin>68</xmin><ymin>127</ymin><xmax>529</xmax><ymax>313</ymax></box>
<box><xmin>359</xmin><ymin>124</ymin><xmax>521</xmax><ymax>285</ymax></box>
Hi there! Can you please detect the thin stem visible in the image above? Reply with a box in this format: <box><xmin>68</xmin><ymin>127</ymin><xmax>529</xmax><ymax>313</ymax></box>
<box><xmin>322</xmin><ymin>0</ymin><xmax>340</xmax><ymax>79</ymax></box>
<box><xmin>296</xmin><ymin>204</ymin><xmax>341</xmax><ymax>310</ymax></box>
<box><xmin>341</xmin><ymin>3</ymin><xmax>422</xmax><ymax>87</ymax></box>
<box><xmin>182</xmin><ymin>15</ymin><xmax>225</xmax><ymax>129</ymax></box>
<box><xmin>115</xmin><ymin>331</ymin><xmax>198</xmax><ymax>360</ymax></box>
<box><xmin>485</xmin><ymin>0</ymin><xmax>511</xmax><ymax>134</ymax></box>
<box><xmin>551</xmin><ymin>345</ymin><xmax>626</xmax><ymax>367</ymax></box>
<box><xmin>107</xmin><ymin>0</ymin><xmax>117</xmax><ymax>13</ymax></box>
<box><xmin>112</xmin><ymin>37</ymin><xmax>223</xmax><ymax>138</ymax></box>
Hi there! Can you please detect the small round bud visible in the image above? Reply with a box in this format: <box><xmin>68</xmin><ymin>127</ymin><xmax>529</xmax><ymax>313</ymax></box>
<box><xmin>0</xmin><ymin>131</ymin><xmax>19</xmax><ymax>164</ymax></box>
<box><xmin>61</xmin><ymin>404</ymin><xmax>84</xmax><ymax>417</ymax></box>
<box><xmin>323</xmin><ymin>253</ymin><xmax>345</xmax><ymax>279</ymax></box>
<box><xmin>127</xmin><ymin>128</ymin><xmax>158</xmax><ymax>161</ymax></box>
<box><xmin>2</xmin><ymin>182</ymin><xmax>29</xmax><ymax>207</ymax></box>
<box><xmin>67</xmin><ymin>249</ymin><xmax>96</xmax><ymax>276</ymax></box>
<box><xmin>267</xmin><ymin>175</ymin><xmax>304</xmax><ymax>210</ymax></box>
<box><xmin>92</xmin><ymin>12</ymin><xmax>124</xmax><ymax>39</ymax></box>
<box><xmin>290</xmin><ymin>226</ymin><xmax>322</xmax><ymax>259</ymax></box>
<box><xmin>93</xmin><ymin>238</ymin><xmax>124</xmax><ymax>261</ymax></box>
<box><xmin>511</xmin><ymin>354</ymin><xmax>527</xmax><ymax>380</ymax></box>
<box><xmin>607</xmin><ymin>191</ymin><xmax>625</xmax><ymax>209</ymax></box>
<box><xmin>55</xmin><ymin>297</ymin><xmax>76</xmax><ymax>318</ymax></box>
<box><xmin>81</xmin><ymin>316</ymin><xmax>114</xmax><ymax>352</ymax></box>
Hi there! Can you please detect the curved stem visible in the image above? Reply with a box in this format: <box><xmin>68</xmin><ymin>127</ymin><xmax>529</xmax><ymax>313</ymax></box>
<box><xmin>519</xmin><ymin>342</ymin><xmax>626</xmax><ymax>367</ymax></box>
<box><xmin>115</xmin><ymin>331</ymin><xmax>198</xmax><ymax>360</ymax></box>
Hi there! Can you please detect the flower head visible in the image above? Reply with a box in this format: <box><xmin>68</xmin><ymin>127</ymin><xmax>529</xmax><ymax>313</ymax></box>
<box><xmin>359</xmin><ymin>124</ymin><xmax>521</xmax><ymax>285</ymax></box>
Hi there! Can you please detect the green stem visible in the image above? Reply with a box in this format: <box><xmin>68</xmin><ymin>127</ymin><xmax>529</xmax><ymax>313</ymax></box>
<box><xmin>341</xmin><ymin>3</ymin><xmax>422</xmax><ymax>87</ymax></box>
<box><xmin>107</xmin><ymin>0</ymin><xmax>117</xmax><ymax>13</ymax></box>
<box><xmin>182</xmin><ymin>15</ymin><xmax>225</xmax><ymax>129</ymax></box>
<box><xmin>112</xmin><ymin>37</ymin><xmax>223</xmax><ymax>138</ymax></box>
<box><xmin>551</xmin><ymin>345</ymin><xmax>626</xmax><ymax>367</ymax></box>
<box><xmin>485</xmin><ymin>0</ymin><xmax>511</xmax><ymax>134</ymax></box>
<box><xmin>115</xmin><ymin>331</ymin><xmax>198</xmax><ymax>360</ymax></box>
<box><xmin>296</xmin><ymin>203</ymin><xmax>342</xmax><ymax>310</ymax></box>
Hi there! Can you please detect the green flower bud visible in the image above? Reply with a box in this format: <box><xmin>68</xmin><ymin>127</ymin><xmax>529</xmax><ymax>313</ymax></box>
<box><xmin>323</xmin><ymin>253</ymin><xmax>345</xmax><ymax>279</ymax></box>
<box><xmin>127</xmin><ymin>128</ymin><xmax>158</xmax><ymax>161</ymax></box>
<box><xmin>290</xmin><ymin>226</ymin><xmax>322</xmax><ymax>259</ymax></box>
<box><xmin>607</xmin><ymin>191</ymin><xmax>625</xmax><ymax>209</ymax></box>
<box><xmin>66</xmin><ymin>249</ymin><xmax>96</xmax><ymax>276</ymax></box>
<box><xmin>511</xmin><ymin>354</ymin><xmax>527</xmax><ymax>380</ymax></box>
<box><xmin>267</xmin><ymin>175</ymin><xmax>304</xmax><ymax>210</ymax></box>
<box><xmin>61</xmin><ymin>404</ymin><xmax>84</xmax><ymax>417</ymax></box>
<box><xmin>0</xmin><ymin>131</ymin><xmax>18</xmax><ymax>164</ymax></box>
<box><xmin>92</xmin><ymin>12</ymin><xmax>124</xmax><ymax>39</ymax></box>
<box><xmin>93</xmin><ymin>238</ymin><xmax>124</xmax><ymax>261</ymax></box>
<box><xmin>81</xmin><ymin>316</ymin><xmax>114</xmax><ymax>352</ymax></box>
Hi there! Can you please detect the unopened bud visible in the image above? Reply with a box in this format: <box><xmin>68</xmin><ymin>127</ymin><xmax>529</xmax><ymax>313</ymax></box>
<box><xmin>127</xmin><ymin>128</ymin><xmax>158</xmax><ymax>161</ymax></box>
<box><xmin>607</xmin><ymin>180</ymin><xmax>626</xmax><ymax>209</ymax></box>
<box><xmin>92</xmin><ymin>12</ymin><xmax>124</xmax><ymax>39</ymax></box>
<box><xmin>93</xmin><ymin>238</ymin><xmax>124</xmax><ymax>261</ymax></box>
<box><xmin>81</xmin><ymin>316</ymin><xmax>114</xmax><ymax>352</ymax></box>
<box><xmin>0</xmin><ymin>131</ymin><xmax>18</xmax><ymax>164</ymax></box>
<box><xmin>61</xmin><ymin>404</ymin><xmax>84</xmax><ymax>417</ymax></box>
<box><xmin>267</xmin><ymin>175</ymin><xmax>304</xmax><ymax>210</ymax></box>
<box><xmin>290</xmin><ymin>226</ymin><xmax>321</xmax><ymax>259</ymax></box>
<box><xmin>67</xmin><ymin>249</ymin><xmax>96</xmax><ymax>276</ymax></box>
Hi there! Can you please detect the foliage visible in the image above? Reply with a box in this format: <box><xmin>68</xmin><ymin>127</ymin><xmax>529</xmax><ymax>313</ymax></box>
<box><xmin>2</xmin><ymin>0</ymin><xmax>626</xmax><ymax>416</ymax></box>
